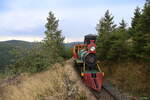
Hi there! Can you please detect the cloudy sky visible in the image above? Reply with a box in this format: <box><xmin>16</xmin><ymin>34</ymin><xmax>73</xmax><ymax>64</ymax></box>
<box><xmin>0</xmin><ymin>0</ymin><xmax>145</xmax><ymax>42</ymax></box>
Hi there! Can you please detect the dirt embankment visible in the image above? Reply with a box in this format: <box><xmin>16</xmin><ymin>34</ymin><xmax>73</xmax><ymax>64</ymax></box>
<box><xmin>0</xmin><ymin>59</ymin><xmax>96</xmax><ymax>100</ymax></box>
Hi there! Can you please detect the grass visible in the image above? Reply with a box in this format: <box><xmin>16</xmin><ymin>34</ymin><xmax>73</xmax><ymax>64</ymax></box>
<box><xmin>100</xmin><ymin>61</ymin><xmax>150</xmax><ymax>99</ymax></box>
<box><xmin>0</xmin><ymin>62</ymin><xmax>90</xmax><ymax>100</ymax></box>
<box><xmin>0</xmin><ymin>73</ymin><xmax>8</xmax><ymax>83</ymax></box>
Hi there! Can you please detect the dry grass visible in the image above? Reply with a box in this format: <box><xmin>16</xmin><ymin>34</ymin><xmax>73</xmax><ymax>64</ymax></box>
<box><xmin>0</xmin><ymin>60</ymin><xmax>96</xmax><ymax>100</ymax></box>
<box><xmin>101</xmin><ymin>61</ymin><xmax>150</xmax><ymax>98</ymax></box>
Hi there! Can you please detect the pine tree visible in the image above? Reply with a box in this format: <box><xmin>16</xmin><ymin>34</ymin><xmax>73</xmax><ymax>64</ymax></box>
<box><xmin>119</xmin><ymin>19</ymin><xmax>127</xmax><ymax>30</ymax></box>
<box><xmin>96</xmin><ymin>10</ymin><xmax>116</xmax><ymax>60</ymax></box>
<box><xmin>137</xmin><ymin>2</ymin><xmax>150</xmax><ymax>33</ymax></box>
<box><xmin>128</xmin><ymin>6</ymin><xmax>141</xmax><ymax>36</ymax></box>
<box><xmin>133</xmin><ymin>2</ymin><xmax>150</xmax><ymax>61</ymax></box>
<box><xmin>96</xmin><ymin>10</ymin><xmax>116</xmax><ymax>36</ymax></box>
<box><xmin>44</xmin><ymin>12</ymin><xmax>65</xmax><ymax>60</ymax></box>
<box><xmin>8</xmin><ymin>12</ymin><xmax>66</xmax><ymax>74</ymax></box>
<box><xmin>131</xmin><ymin>6</ymin><xmax>141</xmax><ymax>29</ymax></box>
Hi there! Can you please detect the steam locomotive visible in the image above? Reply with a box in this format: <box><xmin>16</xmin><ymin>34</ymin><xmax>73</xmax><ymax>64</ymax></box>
<box><xmin>72</xmin><ymin>34</ymin><xmax>104</xmax><ymax>91</ymax></box>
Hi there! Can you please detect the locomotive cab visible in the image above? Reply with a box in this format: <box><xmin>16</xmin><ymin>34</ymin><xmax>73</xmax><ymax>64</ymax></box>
<box><xmin>84</xmin><ymin>34</ymin><xmax>97</xmax><ymax>45</ymax></box>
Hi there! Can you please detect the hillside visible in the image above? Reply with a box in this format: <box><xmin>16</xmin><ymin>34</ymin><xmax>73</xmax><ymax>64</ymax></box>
<box><xmin>64</xmin><ymin>42</ymin><xmax>83</xmax><ymax>48</ymax></box>
<box><xmin>0</xmin><ymin>60</ymin><xmax>96</xmax><ymax>100</ymax></box>
<box><xmin>0</xmin><ymin>40</ymin><xmax>37</xmax><ymax>71</ymax></box>
<box><xmin>0</xmin><ymin>40</ymin><xmax>82</xmax><ymax>71</ymax></box>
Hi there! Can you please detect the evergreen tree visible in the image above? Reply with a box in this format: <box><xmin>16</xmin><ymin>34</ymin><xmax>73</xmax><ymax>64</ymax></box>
<box><xmin>128</xmin><ymin>7</ymin><xmax>141</xmax><ymax>36</ymax></box>
<box><xmin>119</xmin><ymin>19</ymin><xmax>127</xmax><ymax>30</ymax></box>
<box><xmin>44</xmin><ymin>12</ymin><xmax>65</xmax><ymax>60</ymax></box>
<box><xmin>96</xmin><ymin>10</ymin><xmax>116</xmax><ymax>60</ymax></box>
<box><xmin>133</xmin><ymin>1</ymin><xmax>150</xmax><ymax>61</ymax></box>
<box><xmin>9</xmin><ymin>12</ymin><xmax>66</xmax><ymax>74</ymax></box>
<box><xmin>131</xmin><ymin>6</ymin><xmax>141</xmax><ymax>29</ymax></box>
<box><xmin>136</xmin><ymin>2</ymin><xmax>150</xmax><ymax>33</ymax></box>
<box><xmin>96</xmin><ymin>10</ymin><xmax>116</xmax><ymax>36</ymax></box>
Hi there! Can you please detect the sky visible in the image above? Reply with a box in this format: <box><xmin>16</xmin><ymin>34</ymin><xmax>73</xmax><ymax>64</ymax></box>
<box><xmin>0</xmin><ymin>0</ymin><xmax>145</xmax><ymax>42</ymax></box>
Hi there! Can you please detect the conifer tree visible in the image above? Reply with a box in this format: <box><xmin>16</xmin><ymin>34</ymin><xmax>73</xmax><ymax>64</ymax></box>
<box><xmin>96</xmin><ymin>10</ymin><xmax>116</xmax><ymax>60</ymax></box>
<box><xmin>137</xmin><ymin>1</ymin><xmax>150</xmax><ymax>33</ymax></box>
<box><xmin>128</xmin><ymin>7</ymin><xmax>141</xmax><ymax>36</ymax></box>
<box><xmin>96</xmin><ymin>10</ymin><xmax>116</xmax><ymax>36</ymax></box>
<box><xmin>133</xmin><ymin>1</ymin><xmax>150</xmax><ymax>60</ymax></box>
<box><xmin>119</xmin><ymin>19</ymin><xmax>127</xmax><ymax>30</ymax></box>
<box><xmin>131</xmin><ymin>7</ymin><xmax>141</xmax><ymax>29</ymax></box>
<box><xmin>44</xmin><ymin>12</ymin><xmax>65</xmax><ymax>60</ymax></box>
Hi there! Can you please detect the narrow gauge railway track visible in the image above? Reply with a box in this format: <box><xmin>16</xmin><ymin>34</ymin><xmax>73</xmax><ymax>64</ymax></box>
<box><xmin>91</xmin><ymin>80</ymin><xmax>129</xmax><ymax>100</ymax></box>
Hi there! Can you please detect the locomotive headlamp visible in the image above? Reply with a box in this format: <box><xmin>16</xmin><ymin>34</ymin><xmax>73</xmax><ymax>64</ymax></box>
<box><xmin>81</xmin><ymin>73</ymin><xmax>84</xmax><ymax>77</ymax></box>
<box><xmin>90</xmin><ymin>46</ymin><xmax>95</xmax><ymax>51</ymax></box>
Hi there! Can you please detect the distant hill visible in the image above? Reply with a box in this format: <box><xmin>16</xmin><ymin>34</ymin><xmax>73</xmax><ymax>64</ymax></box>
<box><xmin>64</xmin><ymin>42</ymin><xmax>83</xmax><ymax>48</ymax></box>
<box><xmin>0</xmin><ymin>40</ymin><xmax>36</xmax><ymax>47</ymax></box>
<box><xmin>0</xmin><ymin>40</ymin><xmax>83</xmax><ymax>71</ymax></box>
<box><xmin>0</xmin><ymin>40</ymin><xmax>37</xmax><ymax>71</ymax></box>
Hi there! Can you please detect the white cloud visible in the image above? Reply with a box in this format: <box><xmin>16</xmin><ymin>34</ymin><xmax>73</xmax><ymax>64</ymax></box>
<box><xmin>0</xmin><ymin>0</ymin><xmax>145</xmax><ymax>42</ymax></box>
<box><xmin>0</xmin><ymin>36</ymin><xmax>43</xmax><ymax>42</ymax></box>
<box><xmin>64</xmin><ymin>37</ymin><xmax>83</xmax><ymax>43</ymax></box>
<box><xmin>0</xmin><ymin>10</ymin><xmax>47</xmax><ymax>32</ymax></box>
<box><xmin>0</xmin><ymin>36</ymin><xmax>82</xmax><ymax>43</ymax></box>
